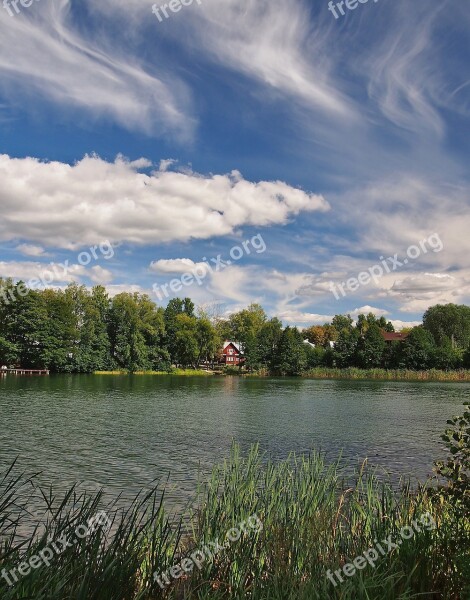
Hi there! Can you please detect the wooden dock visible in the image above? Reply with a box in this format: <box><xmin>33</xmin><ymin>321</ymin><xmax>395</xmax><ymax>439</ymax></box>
<box><xmin>1</xmin><ymin>368</ymin><xmax>49</xmax><ymax>376</ymax></box>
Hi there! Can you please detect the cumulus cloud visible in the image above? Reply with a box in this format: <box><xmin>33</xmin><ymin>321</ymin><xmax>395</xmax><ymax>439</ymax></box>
<box><xmin>150</xmin><ymin>258</ymin><xmax>209</xmax><ymax>275</ymax></box>
<box><xmin>387</xmin><ymin>272</ymin><xmax>470</xmax><ymax>313</ymax></box>
<box><xmin>16</xmin><ymin>244</ymin><xmax>48</xmax><ymax>257</ymax></box>
<box><xmin>89</xmin><ymin>266</ymin><xmax>114</xmax><ymax>284</ymax></box>
<box><xmin>0</xmin><ymin>154</ymin><xmax>329</xmax><ymax>249</ymax></box>
<box><xmin>105</xmin><ymin>284</ymin><xmax>146</xmax><ymax>297</ymax></box>
<box><xmin>0</xmin><ymin>260</ymin><xmax>85</xmax><ymax>284</ymax></box>
<box><xmin>390</xmin><ymin>320</ymin><xmax>422</xmax><ymax>331</ymax></box>
<box><xmin>349</xmin><ymin>306</ymin><xmax>389</xmax><ymax>319</ymax></box>
<box><xmin>277</xmin><ymin>310</ymin><xmax>333</xmax><ymax>326</ymax></box>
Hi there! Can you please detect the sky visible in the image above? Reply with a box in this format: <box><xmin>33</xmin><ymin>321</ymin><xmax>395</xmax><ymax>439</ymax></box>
<box><xmin>0</xmin><ymin>0</ymin><xmax>469</xmax><ymax>329</ymax></box>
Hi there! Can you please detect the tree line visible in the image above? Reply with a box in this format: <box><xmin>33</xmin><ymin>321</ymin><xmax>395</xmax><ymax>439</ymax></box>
<box><xmin>1</xmin><ymin>278</ymin><xmax>469</xmax><ymax>374</ymax></box>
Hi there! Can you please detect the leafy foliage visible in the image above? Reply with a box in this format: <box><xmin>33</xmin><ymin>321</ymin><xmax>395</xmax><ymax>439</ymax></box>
<box><xmin>1</xmin><ymin>280</ymin><xmax>470</xmax><ymax>376</ymax></box>
<box><xmin>435</xmin><ymin>402</ymin><xmax>470</xmax><ymax>510</ymax></box>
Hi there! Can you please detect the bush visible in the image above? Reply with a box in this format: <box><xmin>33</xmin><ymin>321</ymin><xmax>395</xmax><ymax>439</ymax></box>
<box><xmin>304</xmin><ymin>346</ymin><xmax>326</xmax><ymax>368</ymax></box>
<box><xmin>435</xmin><ymin>402</ymin><xmax>470</xmax><ymax>509</ymax></box>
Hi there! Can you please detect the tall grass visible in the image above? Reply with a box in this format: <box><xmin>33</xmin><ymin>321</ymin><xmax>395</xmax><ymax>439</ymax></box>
<box><xmin>94</xmin><ymin>369</ymin><xmax>212</xmax><ymax>376</ymax></box>
<box><xmin>0</xmin><ymin>448</ymin><xmax>468</xmax><ymax>599</ymax></box>
<box><xmin>304</xmin><ymin>367</ymin><xmax>470</xmax><ymax>382</ymax></box>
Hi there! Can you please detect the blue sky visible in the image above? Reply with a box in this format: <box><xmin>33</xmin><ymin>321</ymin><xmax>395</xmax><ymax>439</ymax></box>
<box><xmin>0</xmin><ymin>0</ymin><xmax>469</xmax><ymax>328</ymax></box>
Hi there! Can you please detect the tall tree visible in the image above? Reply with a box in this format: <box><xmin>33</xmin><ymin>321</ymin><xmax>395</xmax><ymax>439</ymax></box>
<box><xmin>195</xmin><ymin>317</ymin><xmax>220</xmax><ymax>366</ymax></box>
<box><xmin>273</xmin><ymin>327</ymin><xmax>306</xmax><ymax>376</ymax></box>
<box><xmin>334</xmin><ymin>327</ymin><xmax>360</xmax><ymax>368</ymax></box>
<box><xmin>164</xmin><ymin>298</ymin><xmax>194</xmax><ymax>362</ymax></box>
<box><xmin>173</xmin><ymin>314</ymin><xmax>199</xmax><ymax>368</ymax></box>
<box><xmin>401</xmin><ymin>327</ymin><xmax>436</xmax><ymax>370</ymax></box>
<box><xmin>109</xmin><ymin>293</ymin><xmax>167</xmax><ymax>372</ymax></box>
<box><xmin>423</xmin><ymin>304</ymin><xmax>470</xmax><ymax>349</ymax></box>
<box><xmin>355</xmin><ymin>324</ymin><xmax>386</xmax><ymax>368</ymax></box>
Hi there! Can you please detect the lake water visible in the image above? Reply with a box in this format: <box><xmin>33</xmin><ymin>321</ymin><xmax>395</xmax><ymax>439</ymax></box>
<box><xmin>1</xmin><ymin>375</ymin><xmax>469</xmax><ymax>515</ymax></box>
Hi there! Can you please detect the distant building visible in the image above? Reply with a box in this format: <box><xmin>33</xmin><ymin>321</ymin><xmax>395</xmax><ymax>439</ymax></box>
<box><xmin>303</xmin><ymin>340</ymin><xmax>335</xmax><ymax>349</ymax></box>
<box><xmin>380</xmin><ymin>331</ymin><xmax>409</xmax><ymax>343</ymax></box>
<box><xmin>220</xmin><ymin>341</ymin><xmax>245</xmax><ymax>366</ymax></box>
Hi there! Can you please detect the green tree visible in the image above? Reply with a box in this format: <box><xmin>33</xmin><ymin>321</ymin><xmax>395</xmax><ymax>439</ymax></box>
<box><xmin>13</xmin><ymin>286</ymin><xmax>55</xmax><ymax>370</ymax></box>
<box><xmin>355</xmin><ymin>324</ymin><xmax>386</xmax><ymax>368</ymax></box>
<box><xmin>109</xmin><ymin>293</ymin><xmax>167</xmax><ymax>372</ymax></box>
<box><xmin>273</xmin><ymin>327</ymin><xmax>306</xmax><ymax>376</ymax></box>
<box><xmin>195</xmin><ymin>317</ymin><xmax>220</xmax><ymax>366</ymax></box>
<box><xmin>228</xmin><ymin>303</ymin><xmax>267</xmax><ymax>343</ymax></box>
<box><xmin>435</xmin><ymin>402</ymin><xmax>470</xmax><ymax>510</ymax></box>
<box><xmin>0</xmin><ymin>279</ymin><xmax>20</xmax><ymax>365</ymax></box>
<box><xmin>304</xmin><ymin>345</ymin><xmax>327</xmax><ymax>368</ymax></box>
<box><xmin>383</xmin><ymin>341</ymin><xmax>403</xmax><ymax>369</ymax></box>
<box><xmin>331</xmin><ymin>314</ymin><xmax>354</xmax><ymax>335</ymax></box>
<box><xmin>334</xmin><ymin>328</ymin><xmax>360</xmax><ymax>368</ymax></box>
<box><xmin>164</xmin><ymin>298</ymin><xmax>195</xmax><ymax>362</ymax></box>
<box><xmin>464</xmin><ymin>344</ymin><xmax>470</xmax><ymax>369</ymax></box>
<box><xmin>88</xmin><ymin>286</ymin><xmax>113</xmax><ymax>370</ymax></box>
<box><xmin>423</xmin><ymin>304</ymin><xmax>470</xmax><ymax>349</ymax></box>
<box><xmin>401</xmin><ymin>326</ymin><xmax>436</xmax><ymax>370</ymax></box>
<box><xmin>377</xmin><ymin>316</ymin><xmax>395</xmax><ymax>332</ymax></box>
<box><xmin>258</xmin><ymin>318</ymin><xmax>283</xmax><ymax>369</ymax></box>
<box><xmin>173</xmin><ymin>314</ymin><xmax>199</xmax><ymax>368</ymax></box>
<box><xmin>433</xmin><ymin>345</ymin><xmax>463</xmax><ymax>370</ymax></box>
<box><xmin>223</xmin><ymin>304</ymin><xmax>269</xmax><ymax>371</ymax></box>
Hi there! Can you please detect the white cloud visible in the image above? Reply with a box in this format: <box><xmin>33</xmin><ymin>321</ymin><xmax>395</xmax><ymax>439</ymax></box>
<box><xmin>277</xmin><ymin>310</ymin><xmax>333</xmax><ymax>326</ymax></box>
<box><xmin>0</xmin><ymin>154</ymin><xmax>329</xmax><ymax>249</ymax></box>
<box><xmin>349</xmin><ymin>306</ymin><xmax>389</xmax><ymax>319</ymax></box>
<box><xmin>16</xmin><ymin>244</ymin><xmax>48</xmax><ymax>257</ymax></box>
<box><xmin>181</xmin><ymin>0</ymin><xmax>354</xmax><ymax>118</ymax></box>
<box><xmin>0</xmin><ymin>260</ymin><xmax>85</xmax><ymax>285</ymax></box>
<box><xmin>150</xmin><ymin>258</ymin><xmax>208</xmax><ymax>275</ymax></box>
<box><xmin>0</xmin><ymin>0</ymin><xmax>194</xmax><ymax>138</ymax></box>
<box><xmin>390</xmin><ymin>320</ymin><xmax>421</xmax><ymax>331</ymax></box>
<box><xmin>105</xmin><ymin>284</ymin><xmax>146</xmax><ymax>297</ymax></box>
<box><xmin>387</xmin><ymin>272</ymin><xmax>470</xmax><ymax>313</ymax></box>
<box><xmin>91</xmin><ymin>0</ymin><xmax>354</xmax><ymax>120</ymax></box>
<box><xmin>89</xmin><ymin>266</ymin><xmax>114</xmax><ymax>284</ymax></box>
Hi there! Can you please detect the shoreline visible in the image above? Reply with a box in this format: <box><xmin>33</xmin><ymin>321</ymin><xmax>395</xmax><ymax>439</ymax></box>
<box><xmin>91</xmin><ymin>368</ymin><xmax>470</xmax><ymax>382</ymax></box>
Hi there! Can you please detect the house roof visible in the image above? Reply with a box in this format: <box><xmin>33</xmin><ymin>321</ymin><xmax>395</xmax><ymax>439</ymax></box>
<box><xmin>223</xmin><ymin>341</ymin><xmax>244</xmax><ymax>353</ymax></box>
<box><xmin>380</xmin><ymin>331</ymin><xmax>409</xmax><ymax>342</ymax></box>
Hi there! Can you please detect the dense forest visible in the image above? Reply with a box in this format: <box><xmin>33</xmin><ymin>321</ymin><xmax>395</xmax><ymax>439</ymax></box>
<box><xmin>1</xmin><ymin>279</ymin><xmax>470</xmax><ymax>374</ymax></box>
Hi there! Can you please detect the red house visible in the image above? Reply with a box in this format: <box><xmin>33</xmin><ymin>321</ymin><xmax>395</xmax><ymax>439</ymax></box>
<box><xmin>380</xmin><ymin>331</ymin><xmax>409</xmax><ymax>343</ymax></box>
<box><xmin>220</xmin><ymin>341</ymin><xmax>245</xmax><ymax>366</ymax></box>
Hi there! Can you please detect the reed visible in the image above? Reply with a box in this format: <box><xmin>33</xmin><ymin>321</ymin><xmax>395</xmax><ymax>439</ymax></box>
<box><xmin>0</xmin><ymin>448</ymin><xmax>468</xmax><ymax>599</ymax></box>
<box><xmin>304</xmin><ymin>367</ymin><xmax>470</xmax><ymax>382</ymax></box>
<box><xmin>94</xmin><ymin>369</ymin><xmax>213</xmax><ymax>376</ymax></box>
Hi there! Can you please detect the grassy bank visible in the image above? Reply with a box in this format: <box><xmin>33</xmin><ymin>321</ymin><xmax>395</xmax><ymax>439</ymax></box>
<box><xmin>1</xmin><ymin>447</ymin><xmax>468</xmax><ymax>598</ymax></box>
<box><xmin>94</xmin><ymin>369</ymin><xmax>213</xmax><ymax>376</ymax></box>
<box><xmin>303</xmin><ymin>367</ymin><xmax>470</xmax><ymax>382</ymax></box>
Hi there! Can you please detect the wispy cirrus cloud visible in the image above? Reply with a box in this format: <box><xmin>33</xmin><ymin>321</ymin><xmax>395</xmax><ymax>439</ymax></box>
<box><xmin>0</xmin><ymin>0</ymin><xmax>195</xmax><ymax>138</ymax></box>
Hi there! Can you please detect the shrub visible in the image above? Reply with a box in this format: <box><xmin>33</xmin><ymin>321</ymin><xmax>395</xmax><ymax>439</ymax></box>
<box><xmin>435</xmin><ymin>402</ymin><xmax>470</xmax><ymax>509</ymax></box>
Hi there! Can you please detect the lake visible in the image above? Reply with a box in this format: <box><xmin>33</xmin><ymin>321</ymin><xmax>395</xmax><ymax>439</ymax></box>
<box><xmin>1</xmin><ymin>375</ymin><xmax>469</xmax><ymax>515</ymax></box>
